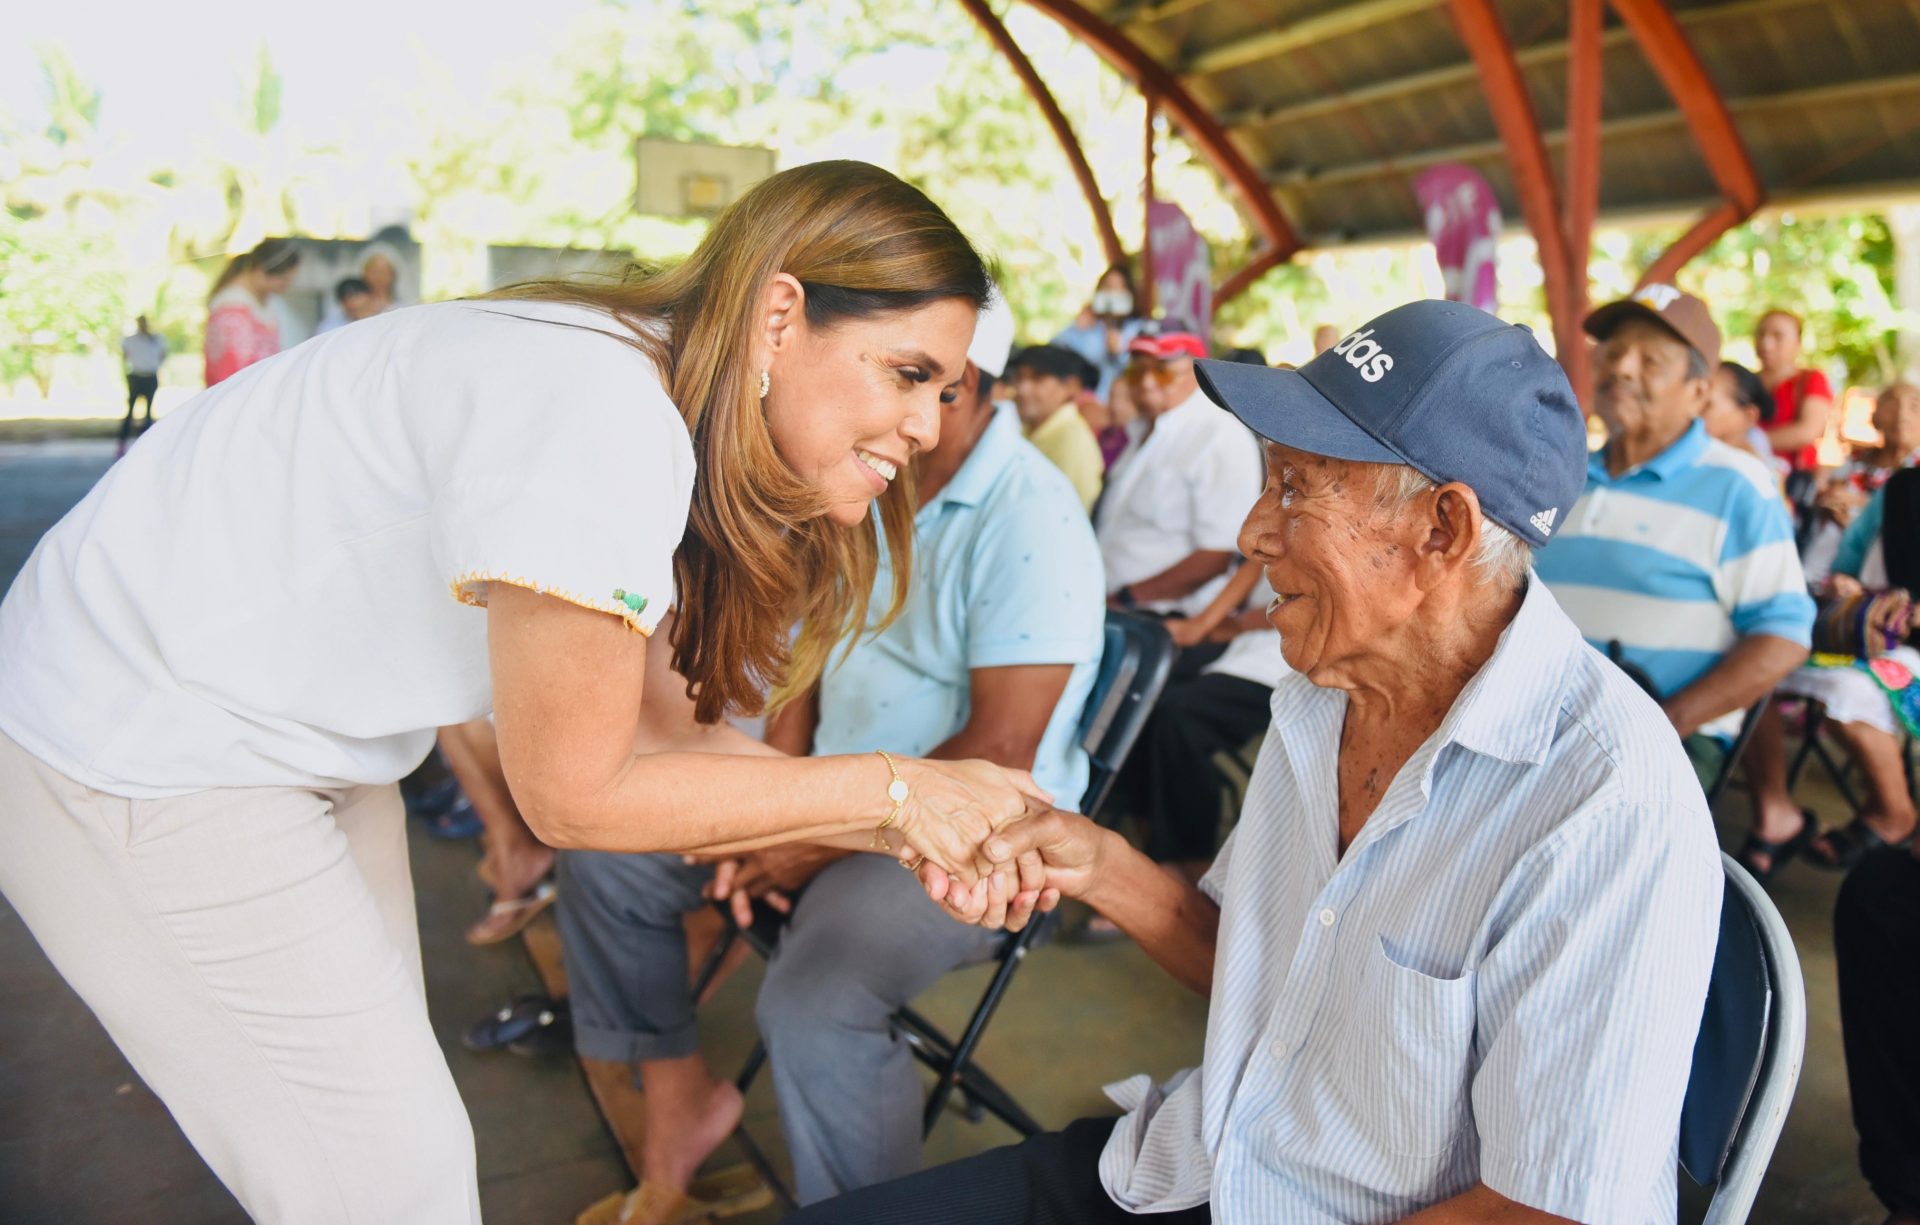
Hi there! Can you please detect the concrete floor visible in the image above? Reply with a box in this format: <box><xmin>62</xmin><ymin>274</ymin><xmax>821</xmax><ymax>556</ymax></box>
<box><xmin>0</xmin><ymin>437</ymin><xmax>1894</xmax><ymax>1223</ymax></box>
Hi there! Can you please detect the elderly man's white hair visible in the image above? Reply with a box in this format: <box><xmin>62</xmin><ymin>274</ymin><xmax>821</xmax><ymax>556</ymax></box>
<box><xmin>1376</xmin><ymin>464</ymin><xmax>1532</xmax><ymax>589</ymax></box>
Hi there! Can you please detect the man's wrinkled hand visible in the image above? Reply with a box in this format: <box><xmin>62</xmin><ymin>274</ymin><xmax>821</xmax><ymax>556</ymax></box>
<box><xmin>911</xmin><ymin>809</ymin><xmax>1109</xmax><ymax>932</ymax></box>
<box><xmin>701</xmin><ymin>843</ymin><xmax>847</xmax><ymax>928</ymax></box>
<box><xmin>1165</xmin><ymin>617</ymin><xmax>1208</xmax><ymax>649</ymax></box>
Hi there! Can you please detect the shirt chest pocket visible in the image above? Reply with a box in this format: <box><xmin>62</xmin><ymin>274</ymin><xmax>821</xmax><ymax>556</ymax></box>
<box><xmin>1334</xmin><ymin>936</ymin><xmax>1478</xmax><ymax>1161</ymax></box>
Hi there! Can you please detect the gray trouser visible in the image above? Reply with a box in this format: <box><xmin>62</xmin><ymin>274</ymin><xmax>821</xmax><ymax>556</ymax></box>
<box><xmin>553</xmin><ymin>849</ymin><xmax>1002</xmax><ymax>1204</ymax></box>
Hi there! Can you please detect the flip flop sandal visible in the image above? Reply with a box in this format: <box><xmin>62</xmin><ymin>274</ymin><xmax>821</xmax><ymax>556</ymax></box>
<box><xmin>574</xmin><ymin>1166</ymin><xmax>774</xmax><ymax>1225</ymax></box>
<box><xmin>464</xmin><ymin>879</ymin><xmax>557</xmax><ymax>946</ymax></box>
<box><xmin>1809</xmin><ymin>818</ymin><xmax>1912</xmax><ymax>872</ymax></box>
<box><xmin>1735</xmin><ymin>810</ymin><xmax>1819</xmax><ymax>885</ymax></box>
<box><xmin>463</xmin><ymin>994</ymin><xmax>566</xmax><ymax>1053</ymax></box>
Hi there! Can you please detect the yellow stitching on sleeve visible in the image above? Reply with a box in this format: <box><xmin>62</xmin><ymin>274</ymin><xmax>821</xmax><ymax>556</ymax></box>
<box><xmin>450</xmin><ymin>570</ymin><xmax>653</xmax><ymax>637</ymax></box>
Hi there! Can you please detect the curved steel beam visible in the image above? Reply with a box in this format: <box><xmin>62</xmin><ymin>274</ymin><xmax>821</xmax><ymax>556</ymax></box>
<box><xmin>1214</xmin><ymin>244</ymin><xmax>1286</xmax><ymax>307</ymax></box>
<box><xmin>1561</xmin><ymin>0</ymin><xmax>1603</xmax><ymax>404</ymax></box>
<box><xmin>1639</xmin><ymin>201</ymin><xmax>1745</xmax><ymax>289</ymax></box>
<box><xmin>1609</xmin><ymin>0</ymin><xmax>1763</xmax><ymax>214</ymax></box>
<box><xmin>1017</xmin><ymin>0</ymin><xmax>1301</xmax><ymax>258</ymax></box>
<box><xmin>1443</xmin><ymin>0</ymin><xmax>1581</xmax><ymax>364</ymax></box>
<box><xmin>957</xmin><ymin>0</ymin><xmax>1126</xmax><ymax>268</ymax></box>
<box><xmin>1609</xmin><ymin>0</ymin><xmax>1763</xmax><ymax>287</ymax></box>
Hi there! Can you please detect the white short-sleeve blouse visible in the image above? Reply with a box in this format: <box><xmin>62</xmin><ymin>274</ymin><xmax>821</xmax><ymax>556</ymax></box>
<box><xmin>0</xmin><ymin>300</ymin><xmax>694</xmax><ymax>798</ymax></box>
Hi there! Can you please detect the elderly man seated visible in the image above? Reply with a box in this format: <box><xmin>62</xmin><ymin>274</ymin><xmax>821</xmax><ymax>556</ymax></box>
<box><xmin>1534</xmin><ymin>287</ymin><xmax>1813</xmax><ymax>804</ymax></box>
<box><xmin>789</xmin><ymin>301</ymin><xmax>1724</xmax><ymax>1225</ymax></box>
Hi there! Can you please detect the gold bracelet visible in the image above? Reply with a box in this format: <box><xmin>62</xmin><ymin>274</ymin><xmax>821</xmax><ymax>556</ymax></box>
<box><xmin>873</xmin><ymin>749</ymin><xmax>909</xmax><ymax>848</ymax></box>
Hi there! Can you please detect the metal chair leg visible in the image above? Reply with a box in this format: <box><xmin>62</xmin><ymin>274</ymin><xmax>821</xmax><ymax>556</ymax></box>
<box><xmin>918</xmin><ymin>922</ymin><xmax>1045</xmax><ymax>1138</ymax></box>
<box><xmin>690</xmin><ymin>923</ymin><xmax>740</xmax><ymax>1002</ymax></box>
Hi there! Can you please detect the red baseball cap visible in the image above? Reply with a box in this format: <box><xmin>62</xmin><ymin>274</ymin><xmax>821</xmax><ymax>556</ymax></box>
<box><xmin>1127</xmin><ymin>332</ymin><xmax>1207</xmax><ymax>361</ymax></box>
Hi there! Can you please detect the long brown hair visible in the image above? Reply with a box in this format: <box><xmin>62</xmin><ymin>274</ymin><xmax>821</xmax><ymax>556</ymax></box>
<box><xmin>489</xmin><ymin>160</ymin><xmax>989</xmax><ymax>723</ymax></box>
<box><xmin>208</xmin><ymin>238</ymin><xmax>301</xmax><ymax>302</ymax></box>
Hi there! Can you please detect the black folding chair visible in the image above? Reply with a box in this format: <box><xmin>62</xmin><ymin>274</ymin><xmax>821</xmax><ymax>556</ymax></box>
<box><xmin>1784</xmin><ymin>699</ymin><xmax>1916</xmax><ymax>818</ymax></box>
<box><xmin>691</xmin><ymin>611</ymin><xmax>1177</xmax><ymax>1204</ymax></box>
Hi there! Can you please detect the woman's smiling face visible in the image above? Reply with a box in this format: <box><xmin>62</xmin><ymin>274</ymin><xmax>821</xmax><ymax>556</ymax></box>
<box><xmin>761</xmin><ymin>285</ymin><xmax>976</xmax><ymax>527</ymax></box>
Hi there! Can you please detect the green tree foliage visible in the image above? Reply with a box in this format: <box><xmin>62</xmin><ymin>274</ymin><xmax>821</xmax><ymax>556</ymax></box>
<box><xmin>402</xmin><ymin>0</ymin><xmax>1144</xmax><ymax>337</ymax></box>
<box><xmin>1</xmin><ymin>47</ymin><xmax>127</xmax><ymax>395</ymax></box>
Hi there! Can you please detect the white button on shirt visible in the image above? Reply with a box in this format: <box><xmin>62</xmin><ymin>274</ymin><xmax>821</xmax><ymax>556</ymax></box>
<box><xmin>1098</xmin><ymin>576</ymin><xmax>1723</xmax><ymax>1224</ymax></box>
<box><xmin>1094</xmin><ymin>388</ymin><xmax>1264</xmax><ymax>617</ymax></box>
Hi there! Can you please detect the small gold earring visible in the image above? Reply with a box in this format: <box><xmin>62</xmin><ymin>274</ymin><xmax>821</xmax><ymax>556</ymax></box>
<box><xmin>758</xmin><ymin>370</ymin><xmax>771</xmax><ymax>400</ymax></box>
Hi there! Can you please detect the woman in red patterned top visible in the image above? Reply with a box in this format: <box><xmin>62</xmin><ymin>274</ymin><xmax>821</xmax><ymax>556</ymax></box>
<box><xmin>1755</xmin><ymin>308</ymin><xmax>1834</xmax><ymax>474</ymax></box>
<box><xmin>203</xmin><ymin>238</ymin><xmax>301</xmax><ymax>386</ymax></box>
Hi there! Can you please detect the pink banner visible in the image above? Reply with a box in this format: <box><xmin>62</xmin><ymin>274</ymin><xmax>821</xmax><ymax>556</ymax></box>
<box><xmin>1413</xmin><ymin>165</ymin><xmax>1501</xmax><ymax>313</ymax></box>
<box><xmin>1148</xmin><ymin>199</ymin><xmax>1212</xmax><ymax>335</ymax></box>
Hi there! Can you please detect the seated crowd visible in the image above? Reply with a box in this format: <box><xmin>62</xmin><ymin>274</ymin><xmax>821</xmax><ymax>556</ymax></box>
<box><xmin>409</xmin><ymin>268</ymin><xmax>1918</xmax><ymax>1225</ymax></box>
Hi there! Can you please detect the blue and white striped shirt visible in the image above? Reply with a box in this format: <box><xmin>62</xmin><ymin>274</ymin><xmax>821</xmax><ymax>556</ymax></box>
<box><xmin>1534</xmin><ymin>420</ymin><xmax>1813</xmax><ymax>736</ymax></box>
<box><xmin>1098</xmin><ymin>578</ymin><xmax>1723</xmax><ymax>1224</ymax></box>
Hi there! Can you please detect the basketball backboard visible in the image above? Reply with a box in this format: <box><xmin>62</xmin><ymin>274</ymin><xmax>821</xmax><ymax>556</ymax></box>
<box><xmin>634</xmin><ymin>137</ymin><xmax>776</xmax><ymax>220</ymax></box>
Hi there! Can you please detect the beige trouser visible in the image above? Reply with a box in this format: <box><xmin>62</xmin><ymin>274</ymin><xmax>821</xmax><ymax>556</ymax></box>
<box><xmin>0</xmin><ymin>732</ymin><xmax>480</xmax><ymax>1223</ymax></box>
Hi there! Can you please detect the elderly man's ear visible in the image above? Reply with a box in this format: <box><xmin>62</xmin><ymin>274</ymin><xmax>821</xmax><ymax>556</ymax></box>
<box><xmin>1415</xmin><ymin>483</ymin><xmax>1486</xmax><ymax>586</ymax></box>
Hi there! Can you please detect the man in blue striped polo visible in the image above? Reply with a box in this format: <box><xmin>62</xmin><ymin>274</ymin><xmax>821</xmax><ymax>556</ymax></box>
<box><xmin>797</xmin><ymin>300</ymin><xmax>1724</xmax><ymax>1225</ymax></box>
<box><xmin>1534</xmin><ymin>286</ymin><xmax>1813</xmax><ymax>792</ymax></box>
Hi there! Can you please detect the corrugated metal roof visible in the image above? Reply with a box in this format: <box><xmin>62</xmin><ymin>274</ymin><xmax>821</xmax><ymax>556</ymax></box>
<box><xmin>1065</xmin><ymin>0</ymin><xmax>1920</xmax><ymax>244</ymax></box>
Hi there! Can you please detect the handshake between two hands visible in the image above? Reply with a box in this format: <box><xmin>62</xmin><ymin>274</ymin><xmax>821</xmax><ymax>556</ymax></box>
<box><xmin>907</xmin><ymin>796</ymin><xmax>1109</xmax><ymax>932</ymax></box>
<box><xmin>693</xmin><ymin>757</ymin><xmax>1113</xmax><ymax>934</ymax></box>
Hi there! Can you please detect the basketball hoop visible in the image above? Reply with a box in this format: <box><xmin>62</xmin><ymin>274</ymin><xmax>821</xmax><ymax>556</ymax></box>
<box><xmin>635</xmin><ymin>138</ymin><xmax>776</xmax><ymax>220</ymax></box>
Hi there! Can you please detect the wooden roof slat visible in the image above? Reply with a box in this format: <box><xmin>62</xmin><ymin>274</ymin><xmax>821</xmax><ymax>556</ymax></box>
<box><xmin>1217</xmin><ymin>0</ymin><xmax>1821</xmax><ymax>133</ymax></box>
<box><xmin>1267</xmin><ymin>68</ymin><xmax>1920</xmax><ymax>191</ymax></box>
<box><xmin>1111</xmin><ymin>0</ymin><xmax>1219</xmax><ymax>28</ymax></box>
<box><xmin>1182</xmin><ymin>0</ymin><xmax>1439</xmax><ymax>78</ymax></box>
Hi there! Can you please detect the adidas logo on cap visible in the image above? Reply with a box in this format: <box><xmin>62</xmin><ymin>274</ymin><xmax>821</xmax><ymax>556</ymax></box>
<box><xmin>1529</xmin><ymin>506</ymin><xmax>1558</xmax><ymax>537</ymax></box>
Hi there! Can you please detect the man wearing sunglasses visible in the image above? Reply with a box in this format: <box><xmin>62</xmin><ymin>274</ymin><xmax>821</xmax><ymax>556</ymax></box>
<box><xmin>1096</xmin><ymin>332</ymin><xmax>1265</xmax><ymax>673</ymax></box>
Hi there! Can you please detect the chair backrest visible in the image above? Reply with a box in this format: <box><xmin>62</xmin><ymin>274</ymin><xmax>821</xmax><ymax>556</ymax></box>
<box><xmin>1679</xmin><ymin>853</ymin><xmax>1807</xmax><ymax>1224</ymax></box>
<box><xmin>1075</xmin><ymin>611</ymin><xmax>1178</xmax><ymax>819</ymax></box>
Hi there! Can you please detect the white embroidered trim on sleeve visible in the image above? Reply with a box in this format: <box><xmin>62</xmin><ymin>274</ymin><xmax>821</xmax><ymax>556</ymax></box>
<box><xmin>449</xmin><ymin>570</ymin><xmax>653</xmax><ymax>637</ymax></box>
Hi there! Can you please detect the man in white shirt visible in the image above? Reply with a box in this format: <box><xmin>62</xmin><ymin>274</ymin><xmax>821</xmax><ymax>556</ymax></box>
<box><xmin>1096</xmin><ymin>333</ymin><xmax>1264</xmax><ymax>652</ymax></box>
<box><xmin>795</xmin><ymin>301</ymin><xmax>1722</xmax><ymax>1225</ymax></box>
<box><xmin>118</xmin><ymin>315</ymin><xmax>167</xmax><ymax>454</ymax></box>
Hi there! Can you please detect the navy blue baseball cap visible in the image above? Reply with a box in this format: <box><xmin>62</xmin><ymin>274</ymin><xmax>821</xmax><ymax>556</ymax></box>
<box><xmin>1194</xmin><ymin>300</ymin><xmax>1585</xmax><ymax>548</ymax></box>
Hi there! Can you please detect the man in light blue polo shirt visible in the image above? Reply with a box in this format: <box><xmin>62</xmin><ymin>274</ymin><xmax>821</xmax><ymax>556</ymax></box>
<box><xmin>1535</xmin><ymin>286</ymin><xmax>1813</xmax><ymax>798</ymax></box>
<box><xmin>552</xmin><ymin>290</ymin><xmax>1107</xmax><ymax>1220</ymax></box>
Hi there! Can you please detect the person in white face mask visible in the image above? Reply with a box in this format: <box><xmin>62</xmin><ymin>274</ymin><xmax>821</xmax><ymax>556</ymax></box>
<box><xmin>1052</xmin><ymin>264</ymin><xmax>1147</xmax><ymax>401</ymax></box>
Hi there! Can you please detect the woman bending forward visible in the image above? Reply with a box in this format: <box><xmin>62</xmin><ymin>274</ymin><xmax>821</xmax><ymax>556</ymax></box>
<box><xmin>0</xmin><ymin>161</ymin><xmax>1044</xmax><ymax>1223</ymax></box>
